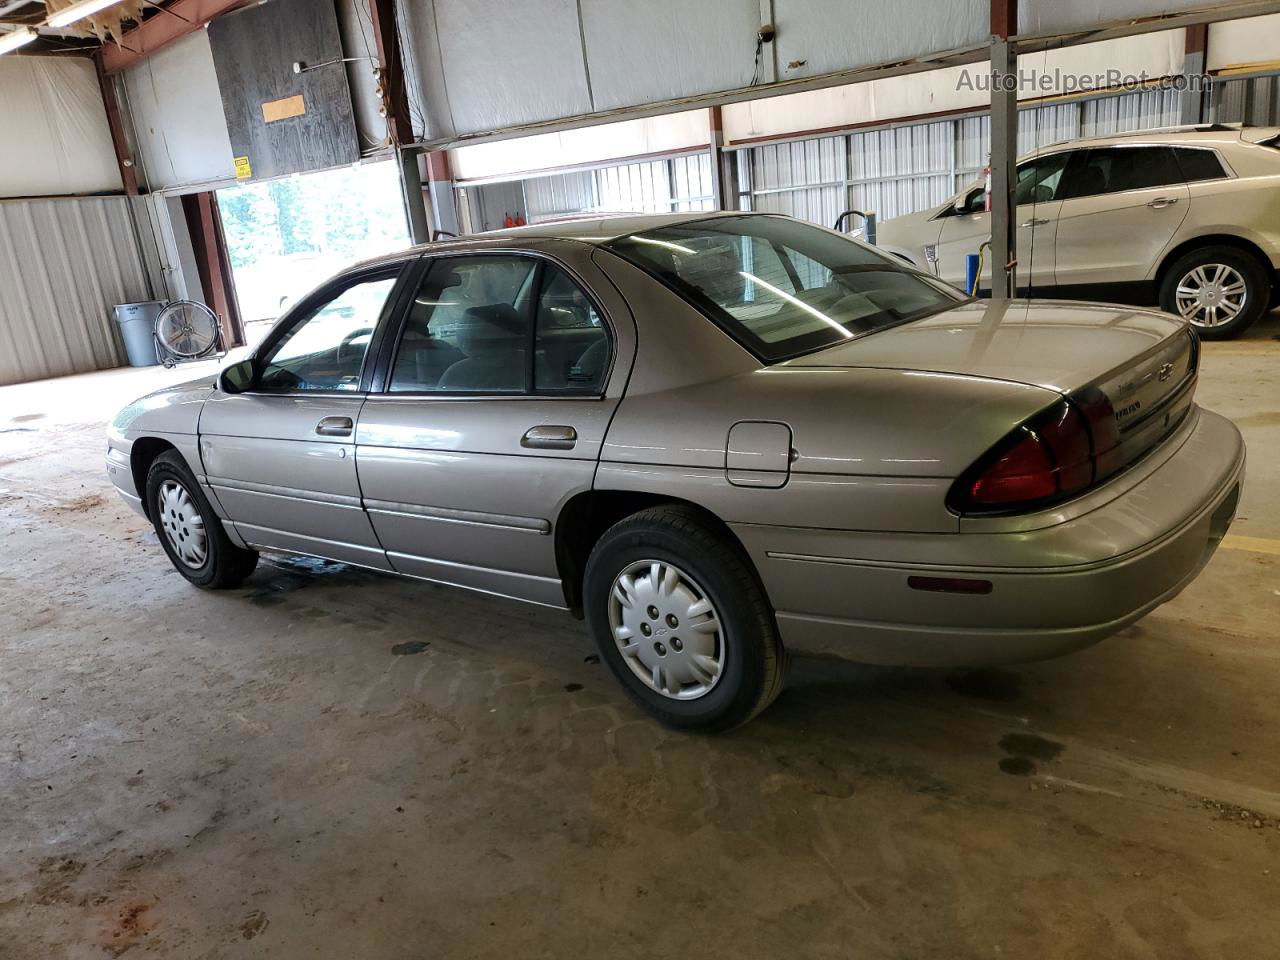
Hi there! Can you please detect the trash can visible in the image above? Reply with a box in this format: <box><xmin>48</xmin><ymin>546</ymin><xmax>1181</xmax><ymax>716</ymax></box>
<box><xmin>113</xmin><ymin>301</ymin><xmax>162</xmax><ymax>367</ymax></box>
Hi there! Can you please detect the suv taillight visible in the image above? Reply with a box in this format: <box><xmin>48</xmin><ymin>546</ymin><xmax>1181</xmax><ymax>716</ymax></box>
<box><xmin>951</xmin><ymin>400</ymin><xmax>1096</xmax><ymax>513</ymax></box>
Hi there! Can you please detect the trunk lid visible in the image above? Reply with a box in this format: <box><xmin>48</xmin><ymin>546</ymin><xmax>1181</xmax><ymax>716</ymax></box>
<box><xmin>783</xmin><ymin>298</ymin><xmax>1192</xmax><ymax>393</ymax></box>
<box><xmin>784</xmin><ymin>298</ymin><xmax>1198</xmax><ymax>481</ymax></box>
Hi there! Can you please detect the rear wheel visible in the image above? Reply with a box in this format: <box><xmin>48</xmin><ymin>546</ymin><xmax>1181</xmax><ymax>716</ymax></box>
<box><xmin>583</xmin><ymin>505</ymin><xmax>787</xmax><ymax>731</ymax></box>
<box><xmin>1159</xmin><ymin>246</ymin><xmax>1270</xmax><ymax>340</ymax></box>
<box><xmin>145</xmin><ymin>451</ymin><xmax>258</xmax><ymax>589</ymax></box>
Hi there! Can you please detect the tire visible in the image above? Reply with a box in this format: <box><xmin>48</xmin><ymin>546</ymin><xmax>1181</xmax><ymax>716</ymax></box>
<box><xmin>1159</xmin><ymin>245</ymin><xmax>1270</xmax><ymax>340</ymax></box>
<box><xmin>583</xmin><ymin>505</ymin><xmax>787</xmax><ymax>732</ymax></box>
<box><xmin>145</xmin><ymin>450</ymin><xmax>258</xmax><ymax>589</ymax></box>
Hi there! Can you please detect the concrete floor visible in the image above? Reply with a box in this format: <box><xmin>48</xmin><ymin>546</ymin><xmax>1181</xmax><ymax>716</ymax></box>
<box><xmin>2</xmin><ymin>313</ymin><xmax>1279</xmax><ymax>960</ymax></box>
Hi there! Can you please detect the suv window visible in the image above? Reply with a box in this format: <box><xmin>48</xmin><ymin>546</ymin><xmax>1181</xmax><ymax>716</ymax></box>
<box><xmin>1173</xmin><ymin>147</ymin><xmax>1227</xmax><ymax>182</ymax></box>
<box><xmin>1061</xmin><ymin>146</ymin><xmax>1181</xmax><ymax>199</ymax></box>
<box><xmin>1015</xmin><ymin>152</ymin><xmax>1071</xmax><ymax>204</ymax></box>
<box><xmin>388</xmin><ymin>256</ymin><xmax>610</xmax><ymax>395</ymax></box>
<box><xmin>950</xmin><ymin>151</ymin><xmax>1072</xmax><ymax>215</ymax></box>
<box><xmin>256</xmin><ymin>271</ymin><xmax>398</xmax><ymax>393</ymax></box>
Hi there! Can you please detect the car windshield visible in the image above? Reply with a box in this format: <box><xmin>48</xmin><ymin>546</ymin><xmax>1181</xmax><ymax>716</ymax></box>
<box><xmin>607</xmin><ymin>215</ymin><xmax>965</xmax><ymax>362</ymax></box>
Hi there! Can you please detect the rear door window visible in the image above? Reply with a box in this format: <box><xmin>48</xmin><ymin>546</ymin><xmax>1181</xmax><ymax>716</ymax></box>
<box><xmin>1173</xmin><ymin>147</ymin><xmax>1228</xmax><ymax>182</ymax></box>
<box><xmin>387</xmin><ymin>256</ymin><xmax>610</xmax><ymax>395</ymax></box>
<box><xmin>1060</xmin><ymin>146</ymin><xmax>1182</xmax><ymax>199</ymax></box>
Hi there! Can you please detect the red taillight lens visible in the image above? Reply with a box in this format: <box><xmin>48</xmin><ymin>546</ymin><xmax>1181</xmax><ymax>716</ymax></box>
<box><xmin>1076</xmin><ymin>388</ymin><xmax>1123</xmax><ymax>480</ymax></box>
<box><xmin>958</xmin><ymin>400</ymin><xmax>1096</xmax><ymax>511</ymax></box>
<box><xmin>968</xmin><ymin>431</ymin><xmax>1056</xmax><ymax>505</ymax></box>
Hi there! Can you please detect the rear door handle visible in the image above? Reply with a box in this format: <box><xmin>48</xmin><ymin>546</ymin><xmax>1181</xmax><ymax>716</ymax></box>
<box><xmin>1019</xmin><ymin>217</ymin><xmax>1051</xmax><ymax>227</ymax></box>
<box><xmin>522</xmin><ymin>425</ymin><xmax>577</xmax><ymax>450</ymax></box>
<box><xmin>316</xmin><ymin>416</ymin><xmax>354</xmax><ymax>437</ymax></box>
<box><xmin>1147</xmin><ymin>196</ymin><xmax>1180</xmax><ymax>209</ymax></box>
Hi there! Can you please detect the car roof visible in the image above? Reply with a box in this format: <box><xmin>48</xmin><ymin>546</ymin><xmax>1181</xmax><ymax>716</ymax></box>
<box><xmin>1027</xmin><ymin>123</ymin><xmax>1279</xmax><ymax>155</ymax></box>
<box><xmin>342</xmin><ymin>211</ymin><xmax>769</xmax><ymax>273</ymax></box>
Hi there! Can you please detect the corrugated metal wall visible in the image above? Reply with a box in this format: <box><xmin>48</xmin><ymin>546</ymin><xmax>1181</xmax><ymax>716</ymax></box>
<box><xmin>0</xmin><ymin>196</ymin><xmax>162</xmax><ymax>387</ymax></box>
<box><xmin>463</xmin><ymin>152</ymin><xmax>715</xmax><ymax>227</ymax></box>
<box><xmin>740</xmin><ymin>86</ymin><xmax>1183</xmax><ymax>227</ymax></box>
<box><xmin>1210</xmin><ymin>73</ymin><xmax>1280</xmax><ymax>125</ymax></box>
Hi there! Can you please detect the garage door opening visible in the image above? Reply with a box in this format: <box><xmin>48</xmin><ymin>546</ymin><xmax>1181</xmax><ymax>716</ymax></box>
<box><xmin>216</xmin><ymin>160</ymin><xmax>410</xmax><ymax>340</ymax></box>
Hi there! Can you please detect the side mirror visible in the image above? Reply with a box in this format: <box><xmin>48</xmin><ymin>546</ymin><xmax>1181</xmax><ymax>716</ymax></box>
<box><xmin>218</xmin><ymin>359</ymin><xmax>256</xmax><ymax>395</ymax></box>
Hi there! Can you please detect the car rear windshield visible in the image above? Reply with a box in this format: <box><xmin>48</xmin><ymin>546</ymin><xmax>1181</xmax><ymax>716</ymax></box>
<box><xmin>606</xmin><ymin>215</ymin><xmax>965</xmax><ymax>362</ymax></box>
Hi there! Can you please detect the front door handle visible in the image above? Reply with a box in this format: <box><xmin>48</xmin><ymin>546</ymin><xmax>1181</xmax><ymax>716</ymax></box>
<box><xmin>1147</xmin><ymin>196</ymin><xmax>1180</xmax><ymax>209</ymax></box>
<box><xmin>316</xmin><ymin>416</ymin><xmax>354</xmax><ymax>437</ymax></box>
<box><xmin>1019</xmin><ymin>217</ymin><xmax>1051</xmax><ymax>228</ymax></box>
<box><xmin>522</xmin><ymin>425</ymin><xmax>577</xmax><ymax>450</ymax></box>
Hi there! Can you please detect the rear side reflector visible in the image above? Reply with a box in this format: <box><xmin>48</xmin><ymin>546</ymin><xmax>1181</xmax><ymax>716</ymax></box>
<box><xmin>907</xmin><ymin>576</ymin><xmax>993</xmax><ymax>595</ymax></box>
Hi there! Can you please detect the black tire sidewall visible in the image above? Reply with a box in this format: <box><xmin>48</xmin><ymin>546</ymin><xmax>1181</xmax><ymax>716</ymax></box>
<box><xmin>1160</xmin><ymin>247</ymin><xmax>1269</xmax><ymax>339</ymax></box>
<box><xmin>584</xmin><ymin>520</ymin><xmax>769</xmax><ymax>729</ymax></box>
<box><xmin>145</xmin><ymin>455</ymin><xmax>222</xmax><ymax>587</ymax></box>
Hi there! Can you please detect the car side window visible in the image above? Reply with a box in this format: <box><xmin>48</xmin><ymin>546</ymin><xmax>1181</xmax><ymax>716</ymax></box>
<box><xmin>1174</xmin><ymin>147</ymin><xmax>1227</xmax><ymax>182</ymax></box>
<box><xmin>389</xmin><ymin>256</ymin><xmax>537</xmax><ymax>393</ymax></box>
<box><xmin>1060</xmin><ymin>146</ymin><xmax>1181</xmax><ymax>200</ymax></box>
<box><xmin>955</xmin><ymin>186</ymin><xmax>986</xmax><ymax>215</ymax></box>
<box><xmin>256</xmin><ymin>272</ymin><xmax>397</xmax><ymax>393</ymax></box>
<box><xmin>1015</xmin><ymin>152</ymin><xmax>1071</xmax><ymax>205</ymax></box>
<box><xmin>388</xmin><ymin>257</ymin><xmax>611</xmax><ymax>396</ymax></box>
<box><xmin>534</xmin><ymin>266</ymin><xmax>610</xmax><ymax>393</ymax></box>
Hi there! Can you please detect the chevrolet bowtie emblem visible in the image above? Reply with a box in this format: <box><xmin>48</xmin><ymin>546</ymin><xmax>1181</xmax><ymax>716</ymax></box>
<box><xmin>1158</xmin><ymin>362</ymin><xmax>1175</xmax><ymax>382</ymax></box>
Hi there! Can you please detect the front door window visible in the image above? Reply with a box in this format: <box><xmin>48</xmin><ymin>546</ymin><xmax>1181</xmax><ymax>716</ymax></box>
<box><xmin>257</xmin><ymin>274</ymin><xmax>398</xmax><ymax>393</ymax></box>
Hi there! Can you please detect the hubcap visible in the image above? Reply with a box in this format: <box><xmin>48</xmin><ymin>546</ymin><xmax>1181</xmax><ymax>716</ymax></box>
<box><xmin>1175</xmin><ymin>263</ymin><xmax>1246</xmax><ymax>328</ymax></box>
<box><xmin>608</xmin><ymin>559</ymin><xmax>724</xmax><ymax>701</ymax></box>
<box><xmin>157</xmin><ymin>480</ymin><xmax>207</xmax><ymax>569</ymax></box>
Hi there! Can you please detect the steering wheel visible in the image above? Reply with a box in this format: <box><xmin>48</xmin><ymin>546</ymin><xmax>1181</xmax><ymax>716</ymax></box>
<box><xmin>336</xmin><ymin>327</ymin><xmax>374</xmax><ymax>368</ymax></box>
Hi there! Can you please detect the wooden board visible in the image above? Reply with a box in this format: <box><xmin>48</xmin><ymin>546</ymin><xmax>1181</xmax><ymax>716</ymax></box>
<box><xmin>207</xmin><ymin>0</ymin><xmax>358</xmax><ymax>180</ymax></box>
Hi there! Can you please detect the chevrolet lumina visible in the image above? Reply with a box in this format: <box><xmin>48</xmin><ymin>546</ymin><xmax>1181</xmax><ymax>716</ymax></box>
<box><xmin>107</xmin><ymin>213</ymin><xmax>1244</xmax><ymax>730</ymax></box>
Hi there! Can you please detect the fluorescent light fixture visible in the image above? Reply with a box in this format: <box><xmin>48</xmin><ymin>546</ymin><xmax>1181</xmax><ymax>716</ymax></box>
<box><xmin>0</xmin><ymin>26</ymin><xmax>37</xmax><ymax>55</ymax></box>
<box><xmin>47</xmin><ymin>0</ymin><xmax>126</xmax><ymax>28</ymax></box>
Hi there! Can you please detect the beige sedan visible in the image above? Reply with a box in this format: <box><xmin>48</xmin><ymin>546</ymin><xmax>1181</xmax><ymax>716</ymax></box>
<box><xmin>877</xmin><ymin>126</ymin><xmax>1280</xmax><ymax>339</ymax></box>
<box><xmin>108</xmin><ymin>213</ymin><xmax>1244</xmax><ymax>730</ymax></box>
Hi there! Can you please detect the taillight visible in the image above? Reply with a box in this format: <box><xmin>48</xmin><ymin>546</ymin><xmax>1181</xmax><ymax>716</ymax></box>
<box><xmin>952</xmin><ymin>400</ymin><xmax>1095</xmax><ymax>513</ymax></box>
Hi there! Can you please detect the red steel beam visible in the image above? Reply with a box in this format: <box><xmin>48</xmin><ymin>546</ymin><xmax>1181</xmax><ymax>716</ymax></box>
<box><xmin>94</xmin><ymin>51</ymin><xmax>139</xmax><ymax>194</ymax></box>
<box><xmin>991</xmin><ymin>0</ymin><xmax>1016</xmax><ymax>39</ymax></box>
<box><xmin>366</xmin><ymin>0</ymin><xmax>415</xmax><ymax>145</ymax></box>
<box><xmin>101</xmin><ymin>0</ymin><xmax>250</xmax><ymax>75</ymax></box>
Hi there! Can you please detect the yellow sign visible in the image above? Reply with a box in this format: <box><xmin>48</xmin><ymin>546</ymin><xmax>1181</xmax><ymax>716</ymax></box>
<box><xmin>234</xmin><ymin>156</ymin><xmax>252</xmax><ymax>180</ymax></box>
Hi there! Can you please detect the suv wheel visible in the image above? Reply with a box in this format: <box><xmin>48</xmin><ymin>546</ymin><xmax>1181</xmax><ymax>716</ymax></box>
<box><xmin>145</xmin><ymin>451</ymin><xmax>258</xmax><ymax>589</ymax></box>
<box><xmin>1159</xmin><ymin>246</ymin><xmax>1270</xmax><ymax>340</ymax></box>
<box><xmin>583</xmin><ymin>505</ymin><xmax>787</xmax><ymax>731</ymax></box>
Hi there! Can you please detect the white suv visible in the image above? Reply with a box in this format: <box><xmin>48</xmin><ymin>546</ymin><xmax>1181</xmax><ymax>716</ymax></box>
<box><xmin>877</xmin><ymin>125</ymin><xmax>1280</xmax><ymax>338</ymax></box>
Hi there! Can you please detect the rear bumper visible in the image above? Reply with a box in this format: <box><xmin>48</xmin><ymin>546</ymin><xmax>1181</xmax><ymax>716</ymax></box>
<box><xmin>734</xmin><ymin>407</ymin><xmax>1245</xmax><ymax>667</ymax></box>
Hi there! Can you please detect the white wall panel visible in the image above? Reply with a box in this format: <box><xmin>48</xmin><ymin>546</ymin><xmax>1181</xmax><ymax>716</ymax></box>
<box><xmin>723</xmin><ymin>32</ymin><xmax>1183</xmax><ymax>143</ymax></box>
<box><xmin>0</xmin><ymin>197</ymin><xmax>162</xmax><ymax>386</ymax></box>
<box><xmin>773</xmin><ymin>0</ymin><xmax>987</xmax><ymax>79</ymax></box>
<box><xmin>0</xmin><ymin>57</ymin><xmax>121</xmax><ymax>198</ymax></box>
<box><xmin>122</xmin><ymin>30</ymin><xmax>236</xmax><ymax>191</ymax></box>
<box><xmin>338</xmin><ymin>0</ymin><xmax>393</xmax><ymax>150</ymax></box>
<box><xmin>581</xmin><ymin>0</ymin><xmax>759</xmax><ymax>110</ymax></box>
<box><xmin>430</xmin><ymin>0</ymin><xmax>592</xmax><ymax>133</ymax></box>
<box><xmin>449</xmin><ymin>110</ymin><xmax>709</xmax><ymax>182</ymax></box>
<box><xmin>1019</xmin><ymin>0</ymin><xmax>1247</xmax><ymax>36</ymax></box>
<box><xmin>1207</xmin><ymin>12</ymin><xmax>1280</xmax><ymax>70</ymax></box>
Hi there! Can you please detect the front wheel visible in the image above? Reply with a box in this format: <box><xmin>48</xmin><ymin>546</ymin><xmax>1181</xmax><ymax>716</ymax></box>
<box><xmin>145</xmin><ymin>451</ymin><xmax>258</xmax><ymax>589</ymax></box>
<box><xmin>1159</xmin><ymin>246</ymin><xmax>1270</xmax><ymax>340</ymax></box>
<box><xmin>583</xmin><ymin>505</ymin><xmax>787</xmax><ymax>731</ymax></box>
